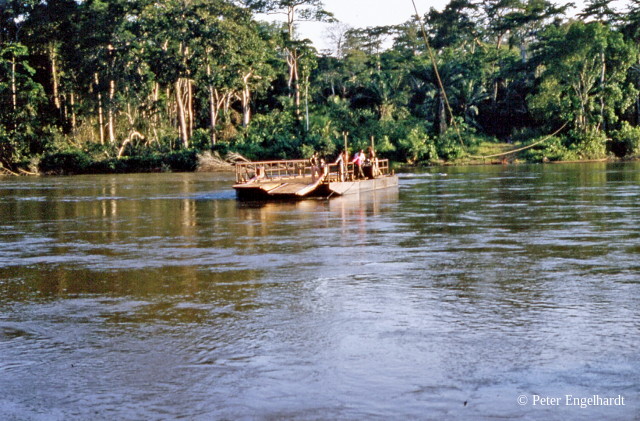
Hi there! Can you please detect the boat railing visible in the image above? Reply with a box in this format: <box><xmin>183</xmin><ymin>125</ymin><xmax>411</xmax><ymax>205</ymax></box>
<box><xmin>376</xmin><ymin>159</ymin><xmax>391</xmax><ymax>176</ymax></box>
<box><xmin>235</xmin><ymin>159</ymin><xmax>312</xmax><ymax>183</ymax></box>
<box><xmin>325</xmin><ymin>159</ymin><xmax>392</xmax><ymax>182</ymax></box>
<box><xmin>236</xmin><ymin>158</ymin><xmax>392</xmax><ymax>184</ymax></box>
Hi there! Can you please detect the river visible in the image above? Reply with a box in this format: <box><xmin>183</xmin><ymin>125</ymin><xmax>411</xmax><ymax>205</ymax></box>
<box><xmin>1</xmin><ymin>163</ymin><xmax>638</xmax><ymax>420</ymax></box>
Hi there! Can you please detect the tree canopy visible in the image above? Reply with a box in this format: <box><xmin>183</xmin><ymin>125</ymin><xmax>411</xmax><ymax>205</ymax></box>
<box><xmin>2</xmin><ymin>0</ymin><xmax>640</xmax><ymax>173</ymax></box>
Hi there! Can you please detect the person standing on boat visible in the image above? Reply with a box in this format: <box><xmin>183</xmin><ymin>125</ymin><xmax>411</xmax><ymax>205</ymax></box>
<box><xmin>334</xmin><ymin>150</ymin><xmax>346</xmax><ymax>182</ymax></box>
<box><xmin>351</xmin><ymin>149</ymin><xmax>365</xmax><ymax>179</ymax></box>
<box><xmin>367</xmin><ymin>146</ymin><xmax>379</xmax><ymax>177</ymax></box>
<box><xmin>310</xmin><ymin>152</ymin><xmax>321</xmax><ymax>181</ymax></box>
<box><xmin>310</xmin><ymin>151</ymin><xmax>320</xmax><ymax>168</ymax></box>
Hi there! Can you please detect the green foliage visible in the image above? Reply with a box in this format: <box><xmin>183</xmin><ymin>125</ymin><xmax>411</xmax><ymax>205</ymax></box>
<box><xmin>397</xmin><ymin>126</ymin><xmax>436</xmax><ymax>164</ymax></box>
<box><xmin>375</xmin><ymin>135</ymin><xmax>396</xmax><ymax>156</ymax></box>
<box><xmin>519</xmin><ymin>129</ymin><xmax>608</xmax><ymax>162</ymax></box>
<box><xmin>426</xmin><ymin>0</ymin><xmax>478</xmax><ymax>49</ymax></box>
<box><xmin>530</xmin><ymin>21</ymin><xmax>638</xmax><ymax>133</ymax></box>
<box><xmin>519</xmin><ymin>136</ymin><xmax>572</xmax><ymax>162</ymax></box>
<box><xmin>609</xmin><ymin>122</ymin><xmax>640</xmax><ymax>157</ymax></box>
<box><xmin>433</xmin><ymin>121</ymin><xmax>484</xmax><ymax>162</ymax></box>
<box><xmin>39</xmin><ymin>150</ymin><xmax>92</xmax><ymax>174</ymax></box>
<box><xmin>3</xmin><ymin>0</ymin><xmax>640</xmax><ymax>171</ymax></box>
<box><xmin>0</xmin><ymin>126</ymin><xmax>20</xmax><ymax>168</ymax></box>
<box><xmin>436</xmin><ymin>129</ymin><xmax>466</xmax><ymax>161</ymax></box>
<box><xmin>165</xmin><ymin>149</ymin><xmax>199</xmax><ymax>171</ymax></box>
<box><xmin>38</xmin><ymin>146</ymin><xmax>198</xmax><ymax>174</ymax></box>
<box><xmin>568</xmin><ymin>129</ymin><xmax>608</xmax><ymax>160</ymax></box>
<box><xmin>0</xmin><ymin>42</ymin><xmax>50</xmax><ymax>166</ymax></box>
<box><xmin>509</xmin><ymin>127</ymin><xmax>545</xmax><ymax>144</ymax></box>
<box><xmin>111</xmin><ymin>155</ymin><xmax>165</xmax><ymax>173</ymax></box>
<box><xmin>233</xmin><ymin>110</ymin><xmax>301</xmax><ymax>159</ymax></box>
<box><xmin>190</xmin><ymin>128</ymin><xmax>212</xmax><ymax>151</ymax></box>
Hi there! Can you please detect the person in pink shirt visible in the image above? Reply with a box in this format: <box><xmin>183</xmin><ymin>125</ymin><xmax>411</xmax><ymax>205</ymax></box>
<box><xmin>351</xmin><ymin>149</ymin><xmax>365</xmax><ymax>179</ymax></box>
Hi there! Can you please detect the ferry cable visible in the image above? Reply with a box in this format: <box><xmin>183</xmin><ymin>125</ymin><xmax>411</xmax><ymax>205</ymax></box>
<box><xmin>411</xmin><ymin>0</ymin><xmax>465</xmax><ymax>150</ymax></box>
<box><xmin>466</xmin><ymin>122</ymin><xmax>568</xmax><ymax>159</ymax></box>
<box><xmin>410</xmin><ymin>0</ymin><xmax>567</xmax><ymax>161</ymax></box>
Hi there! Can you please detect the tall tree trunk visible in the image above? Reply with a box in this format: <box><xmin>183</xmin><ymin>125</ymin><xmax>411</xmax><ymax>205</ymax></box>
<box><xmin>305</xmin><ymin>76</ymin><xmax>309</xmax><ymax>131</ymax></box>
<box><xmin>166</xmin><ymin>86</ymin><xmax>172</xmax><ymax>122</ymax></box>
<box><xmin>242</xmin><ymin>72</ymin><xmax>252</xmax><ymax>128</ymax></box>
<box><xmin>175</xmin><ymin>79</ymin><xmax>189</xmax><ymax>148</ymax></box>
<box><xmin>287</xmin><ymin>51</ymin><xmax>301</xmax><ymax>115</ymax></box>
<box><xmin>108</xmin><ymin>78</ymin><xmax>116</xmax><ymax>143</ymax></box>
<box><xmin>188</xmin><ymin>79</ymin><xmax>194</xmax><ymax>138</ymax></box>
<box><xmin>223</xmin><ymin>92</ymin><xmax>232</xmax><ymax>116</ymax></box>
<box><xmin>206</xmin><ymin>60</ymin><xmax>217</xmax><ymax>148</ymax></box>
<box><xmin>62</xmin><ymin>94</ymin><xmax>68</xmax><ymax>121</ymax></box>
<box><xmin>491</xmin><ymin>33</ymin><xmax>506</xmax><ymax>105</ymax></box>
<box><xmin>107</xmin><ymin>44</ymin><xmax>116</xmax><ymax>143</ymax></box>
<box><xmin>125</xmin><ymin>84</ymin><xmax>133</xmax><ymax>126</ymax></box>
<box><xmin>95</xmin><ymin>72</ymin><xmax>105</xmax><ymax>144</ymax></box>
<box><xmin>286</xmin><ymin>5</ymin><xmax>300</xmax><ymax>115</ymax></box>
<box><xmin>70</xmin><ymin>91</ymin><xmax>77</xmax><ymax>130</ymax></box>
<box><xmin>579</xmin><ymin>94</ymin><xmax>587</xmax><ymax>131</ymax></box>
<box><xmin>49</xmin><ymin>44</ymin><xmax>61</xmax><ymax>110</ymax></box>
<box><xmin>294</xmin><ymin>71</ymin><xmax>301</xmax><ymax>114</ymax></box>
<box><xmin>147</xmin><ymin>83</ymin><xmax>160</xmax><ymax>143</ymax></box>
<box><xmin>11</xmin><ymin>54</ymin><xmax>17</xmax><ymax>112</ymax></box>
<box><xmin>519</xmin><ymin>35</ymin><xmax>528</xmax><ymax>63</ymax></box>
<box><xmin>209</xmin><ymin>86</ymin><xmax>218</xmax><ymax>148</ymax></box>
<box><xmin>637</xmin><ymin>59</ymin><xmax>640</xmax><ymax>126</ymax></box>
<box><xmin>438</xmin><ymin>93</ymin><xmax>447</xmax><ymax>135</ymax></box>
<box><xmin>599</xmin><ymin>51</ymin><xmax>606</xmax><ymax>131</ymax></box>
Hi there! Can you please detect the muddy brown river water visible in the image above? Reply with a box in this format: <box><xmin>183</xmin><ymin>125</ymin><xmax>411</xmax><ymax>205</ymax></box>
<box><xmin>1</xmin><ymin>163</ymin><xmax>638</xmax><ymax>420</ymax></box>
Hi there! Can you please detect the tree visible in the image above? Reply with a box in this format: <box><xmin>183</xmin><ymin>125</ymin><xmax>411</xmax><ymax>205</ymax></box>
<box><xmin>623</xmin><ymin>0</ymin><xmax>640</xmax><ymax>42</ymax></box>
<box><xmin>0</xmin><ymin>42</ymin><xmax>46</xmax><ymax>167</ymax></box>
<box><xmin>22</xmin><ymin>0</ymin><xmax>78</xmax><ymax>121</ymax></box>
<box><xmin>497</xmin><ymin>0</ymin><xmax>570</xmax><ymax>63</ymax></box>
<box><xmin>482</xmin><ymin>0</ymin><xmax>525</xmax><ymax>49</ymax></box>
<box><xmin>244</xmin><ymin>0</ymin><xmax>334</xmax><ymax>114</ymax></box>
<box><xmin>197</xmin><ymin>4</ymin><xmax>275</xmax><ymax>145</ymax></box>
<box><xmin>529</xmin><ymin>22</ymin><xmax>637</xmax><ymax>134</ymax></box>
<box><xmin>69</xmin><ymin>0</ymin><xmax>146</xmax><ymax>146</ymax></box>
<box><xmin>410</xmin><ymin>54</ymin><xmax>464</xmax><ymax>135</ymax></box>
<box><xmin>579</xmin><ymin>0</ymin><xmax>619</xmax><ymax>26</ymax></box>
<box><xmin>323</xmin><ymin>22</ymin><xmax>351</xmax><ymax>58</ymax></box>
<box><xmin>425</xmin><ymin>0</ymin><xmax>479</xmax><ymax>50</ymax></box>
<box><xmin>1</xmin><ymin>0</ymin><xmax>39</xmax><ymax>43</ymax></box>
<box><xmin>621</xmin><ymin>0</ymin><xmax>640</xmax><ymax>126</ymax></box>
<box><xmin>352</xmin><ymin>59</ymin><xmax>407</xmax><ymax>122</ymax></box>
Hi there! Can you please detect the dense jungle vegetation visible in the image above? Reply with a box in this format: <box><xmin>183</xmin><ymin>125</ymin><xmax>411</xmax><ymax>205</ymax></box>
<box><xmin>2</xmin><ymin>0</ymin><xmax>640</xmax><ymax>174</ymax></box>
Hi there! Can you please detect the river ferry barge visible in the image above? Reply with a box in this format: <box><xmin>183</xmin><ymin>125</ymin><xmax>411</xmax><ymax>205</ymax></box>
<box><xmin>233</xmin><ymin>158</ymin><xmax>398</xmax><ymax>200</ymax></box>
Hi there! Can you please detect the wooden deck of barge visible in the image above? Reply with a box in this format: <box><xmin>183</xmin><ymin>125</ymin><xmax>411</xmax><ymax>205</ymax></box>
<box><xmin>233</xmin><ymin>159</ymin><xmax>397</xmax><ymax>200</ymax></box>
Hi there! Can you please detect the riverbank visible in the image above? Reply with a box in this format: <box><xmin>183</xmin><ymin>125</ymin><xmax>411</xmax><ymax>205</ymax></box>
<box><xmin>400</xmin><ymin>140</ymin><xmax>639</xmax><ymax>169</ymax></box>
<box><xmin>2</xmin><ymin>141</ymin><xmax>638</xmax><ymax>177</ymax></box>
<box><xmin>1</xmin><ymin>150</ymin><xmax>243</xmax><ymax>176</ymax></box>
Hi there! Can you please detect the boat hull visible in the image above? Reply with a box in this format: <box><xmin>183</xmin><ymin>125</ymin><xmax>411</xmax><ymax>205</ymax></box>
<box><xmin>323</xmin><ymin>175</ymin><xmax>399</xmax><ymax>196</ymax></box>
<box><xmin>234</xmin><ymin>174</ymin><xmax>398</xmax><ymax>201</ymax></box>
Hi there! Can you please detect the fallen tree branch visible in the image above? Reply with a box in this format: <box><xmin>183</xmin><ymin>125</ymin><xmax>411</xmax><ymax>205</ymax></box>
<box><xmin>196</xmin><ymin>151</ymin><xmax>249</xmax><ymax>172</ymax></box>
<box><xmin>0</xmin><ymin>163</ymin><xmax>20</xmax><ymax>176</ymax></box>
<box><xmin>117</xmin><ymin>131</ymin><xmax>145</xmax><ymax>159</ymax></box>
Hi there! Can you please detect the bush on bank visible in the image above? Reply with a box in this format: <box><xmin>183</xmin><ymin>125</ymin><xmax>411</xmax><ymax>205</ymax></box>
<box><xmin>39</xmin><ymin>150</ymin><xmax>93</xmax><ymax>174</ymax></box>
<box><xmin>518</xmin><ymin>130</ymin><xmax>609</xmax><ymax>163</ymax></box>
<box><xmin>39</xmin><ymin>149</ymin><xmax>198</xmax><ymax>175</ymax></box>
<box><xmin>609</xmin><ymin>122</ymin><xmax>640</xmax><ymax>158</ymax></box>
